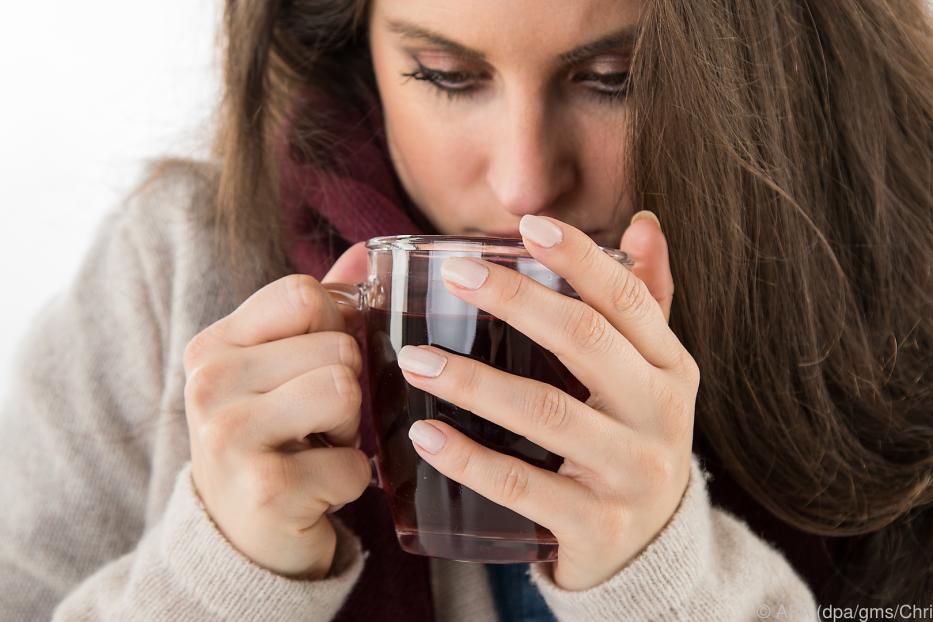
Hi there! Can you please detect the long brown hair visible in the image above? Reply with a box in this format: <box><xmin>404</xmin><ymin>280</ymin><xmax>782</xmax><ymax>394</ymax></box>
<box><xmin>172</xmin><ymin>0</ymin><xmax>932</xmax><ymax>607</ymax></box>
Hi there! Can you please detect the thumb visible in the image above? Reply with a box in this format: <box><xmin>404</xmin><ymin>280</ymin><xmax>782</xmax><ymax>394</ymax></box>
<box><xmin>322</xmin><ymin>241</ymin><xmax>369</xmax><ymax>285</ymax></box>
<box><xmin>619</xmin><ymin>211</ymin><xmax>674</xmax><ymax>323</ymax></box>
<box><xmin>321</xmin><ymin>241</ymin><xmax>370</xmax><ymax>334</ymax></box>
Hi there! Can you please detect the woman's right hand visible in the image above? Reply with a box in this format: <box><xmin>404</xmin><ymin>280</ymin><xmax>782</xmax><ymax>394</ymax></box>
<box><xmin>182</xmin><ymin>243</ymin><xmax>371</xmax><ymax>580</ymax></box>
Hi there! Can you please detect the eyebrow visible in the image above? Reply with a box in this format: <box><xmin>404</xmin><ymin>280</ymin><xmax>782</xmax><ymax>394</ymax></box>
<box><xmin>385</xmin><ymin>19</ymin><xmax>637</xmax><ymax>66</ymax></box>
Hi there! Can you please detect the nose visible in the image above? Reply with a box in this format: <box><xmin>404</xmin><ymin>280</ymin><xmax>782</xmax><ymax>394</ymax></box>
<box><xmin>485</xmin><ymin>95</ymin><xmax>577</xmax><ymax>216</ymax></box>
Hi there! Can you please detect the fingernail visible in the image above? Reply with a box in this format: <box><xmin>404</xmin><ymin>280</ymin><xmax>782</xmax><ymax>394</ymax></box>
<box><xmin>441</xmin><ymin>257</ymin><xmax>489</xmax><ymax>289</ymax></box>
<box><xmin>408</xmin><ymin>420</ymin><xmax>446</xmax><ymax>454</ymax></box>
<box><xmin>519</xmin><ymin>215</ymin><xmax>563</xmax><ymax>248</ymax></box>
<box><xmin>630</xmin><ymin>210</ymin><xmax>661</xmax><ymax>229</ymax></box>
<box><xmin>397</xmin><ymin>345</ymin><xmax>447</xmax><ymax>377</ymax></box>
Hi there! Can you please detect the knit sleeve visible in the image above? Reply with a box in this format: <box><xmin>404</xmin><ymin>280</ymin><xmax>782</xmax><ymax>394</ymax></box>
<box><xmin>0</xmin><ymin>166</ymin><xmax>365</xmax><ymax>621</ymax></box>
<box><xmin>51</xmin><ymin>463</ymin><xmax>366</xmax><ymax>621</ymax></box>
<box><xmin>528</xmin><ymin>454</ymin><xmax>819</xmax><ymax>621</ymax></box>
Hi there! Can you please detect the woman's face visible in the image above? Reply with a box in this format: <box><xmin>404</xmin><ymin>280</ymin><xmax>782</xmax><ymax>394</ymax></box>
<box><xmin>368</xmin><ymin>0</ymin><xmax>640</xmax><ymax>246</ymax></box>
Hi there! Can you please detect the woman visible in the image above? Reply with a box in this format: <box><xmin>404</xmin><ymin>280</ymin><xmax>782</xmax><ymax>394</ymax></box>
<box><xmin>1</xmin><ymin>0</ymin><xmax>930</xmax><ymax>620</ymax></box>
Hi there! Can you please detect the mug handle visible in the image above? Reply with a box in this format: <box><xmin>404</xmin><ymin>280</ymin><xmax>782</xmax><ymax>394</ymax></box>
<box><xmin>314</xmin><ymin>282</ymin><xmax>383</xmax><ymax>490</ymax></box>
<box><xmin>321</xmin><ymin>281</ymin><xmax>367</xmax><ymax>312</ymax></box>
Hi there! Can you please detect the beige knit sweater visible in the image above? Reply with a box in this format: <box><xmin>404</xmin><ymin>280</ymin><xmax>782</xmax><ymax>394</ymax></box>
<box><xmin>0</xmin><ymin>162</ymin><xmax>817</xmax><ymax>621</ymax></box>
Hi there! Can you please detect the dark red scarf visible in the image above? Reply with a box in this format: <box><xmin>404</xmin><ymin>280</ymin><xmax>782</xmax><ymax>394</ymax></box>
<box><xmin>277</xmin><ymin>93</ymin><xmax>438</xmax><ymax>620</ymax></box>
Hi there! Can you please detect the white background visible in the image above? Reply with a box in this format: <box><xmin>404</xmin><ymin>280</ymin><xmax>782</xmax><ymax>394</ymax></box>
<box><xmin>0</xmin><ymin>2</ymin><xmax>222</xmax><ymax>393</ymax></box>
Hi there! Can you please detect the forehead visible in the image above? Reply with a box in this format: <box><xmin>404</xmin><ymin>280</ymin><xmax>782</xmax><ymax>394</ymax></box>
<box><xmin>373</xmin><ymin>0</ymin><xmax>641</xmax><ymax>63</ymax></box>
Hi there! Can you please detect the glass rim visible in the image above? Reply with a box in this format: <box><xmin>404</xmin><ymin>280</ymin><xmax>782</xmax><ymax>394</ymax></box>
<box><xmin>365</xmin><ymin>234</ymin><xmax>633</xmax><ymax>266</ymax></box>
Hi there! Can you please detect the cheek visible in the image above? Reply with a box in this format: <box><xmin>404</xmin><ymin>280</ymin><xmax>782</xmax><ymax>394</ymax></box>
<box><xmin>383</xmin><ymin>92</ymin><xmax>488</xmax><ymax>218</ymax></box>
<box><xmin>393</xmin><ymin>109</ymin><xmax>479</xmax><ymax>186</ymax></box>
<box><xmin>579</xmin><ymin>115</ymin><xmax>631</xmax><ymax>212</ymax></box>
<box><xmin>592</xmin><ymin>148</ymin><xmax>629</xmax><ymax>210</ymax></box>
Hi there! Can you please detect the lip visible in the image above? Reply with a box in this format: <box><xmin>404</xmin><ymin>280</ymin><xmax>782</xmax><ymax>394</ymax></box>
<box><xmin>475</xmin><ymin>228</ymin><xmax>604</xmax><ymax>241</ymax></box>
<box><xmin>477</xmin><ymin>230</ymin><xmax>522</xmax><ymax>238</ymax></box>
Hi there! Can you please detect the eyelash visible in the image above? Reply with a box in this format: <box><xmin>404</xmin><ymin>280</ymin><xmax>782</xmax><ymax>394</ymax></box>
<box><xmin>400</xmin><ymin>61</ymin><xmax>630</xmax><ymax>104</ymax></box>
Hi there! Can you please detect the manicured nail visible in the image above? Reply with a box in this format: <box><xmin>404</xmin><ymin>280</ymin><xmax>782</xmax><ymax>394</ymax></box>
<box><xmin>409</xmin><ymin>420</ymin><xmax>447</xmax><ymax>454</ymax></box>
<box><xmin>630</xmin><ymin>210</ymin><xmax>661</xmax><ymax>229</ymax></box>
<box><xmin>441</xmin><ymin>257</ymin><xmax>489</xmax><ymax>289</ymax></box>
<box><xmin>519</xmin><ymin>215</ymin><xmax>563</xmax><ymax>248</ymax></box>
<box><xmin>397</xmin><ymin>345</ymin><xmax>448</xmax><ymax>377</ymax></box>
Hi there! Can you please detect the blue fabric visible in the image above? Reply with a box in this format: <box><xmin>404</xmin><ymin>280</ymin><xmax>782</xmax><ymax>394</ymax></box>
<box><xmin>485</xmin><ymin>563</ymin><xmax>558</xmax><ymax>622</ymax></box>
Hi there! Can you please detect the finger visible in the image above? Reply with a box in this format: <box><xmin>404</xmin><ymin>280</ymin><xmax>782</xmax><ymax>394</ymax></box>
<box><xmin>242</xmin><ymin>331</ymin><xmax>363</xmax><ymax>393</ymax></box>
<box><xmin>620</xmin><ymin>212</ymin><xmax>674</xmax><ymax>323</ymax></box>
<box><xmin>211</xmin><ymin>274</ymin><xmax>347</xmax><ymax>347</ymax></box>
<box><xmin>407</xmin><ymin>418</ymin><xmax>595</xmax><ymax>536</ymax></box>
<box><xmin>397</xmin><ymin>345</ymin><xmax>642</xmax><ymax>472</ymax></box>
<box><xmin>516</xmin><ymin>214</ymin><xmax>683</xmax><ymax>369</ymax></box>
<box><xmin>244</xmin><ymin>364</ymin><xmax>361</xmax><ymax>449</ymax></box>
<box><xmin>435</xmin><ymin>255</ymin><xmax>660</xmax><ymax>423</ymax></box>
<box><xmin>321</xmin><ymin>241</ymin><xmax>369</xmax><ymax>335</ymax></box>
<box><xmin>270</xmin><ymin>447</ymin><xmax>372</xmax><ymax>512</ymax></box>
<box><xmin>321</xmin><ymin>241</ymin><xmax>369</xmax><ymax>285</ymax></box>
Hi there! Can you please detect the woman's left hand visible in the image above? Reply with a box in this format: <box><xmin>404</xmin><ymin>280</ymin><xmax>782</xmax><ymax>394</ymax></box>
<box><xmin>397</xmin><ymin>213</ymin><xmax>699</xmax><ymax>591</ymax></box>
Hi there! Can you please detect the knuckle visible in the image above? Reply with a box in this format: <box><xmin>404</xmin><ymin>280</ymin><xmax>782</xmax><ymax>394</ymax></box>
<box><xmin>347</xmin><ymin>450</ymin><xmax>373</xmax><ymax>493</ymax></box>
<box><xmin>448</xmin><ymin>443</ymin><xmax>477</xmax><ymax>481</ymax></box>
<box><xmin>638</xmin><ymin>446</ymin><xmax>675</xmax><ymax>488</ymax></box>
<box><xmin>681</xmin><ymin>352</ymin><xmax>701</xmax><ymax>390</ymax></box>
<box><xmin>497</xmin><ymin>274</ymin><xmax>527</xmax><ymax>306</ymax></box>
<box><xmin>282</xmin><ymin>274</ymin><xmax>323</xmax><ymax>316</ymax></box>
<box><xmin>566</xmin><ymin>304</ymin><xmax>614</xmax><ymax>355</ymax></box>
<box><xmin>246</xmin><ymin>454</ymin><xmax>292</xmax><ymax>510</ymax></box>
<box><xmin>329</xmin><ymin>364</ymin><xmax>362</xmax><ymax>409</ymax></box>
<box><xmin>184</xmin><ymin>359</ymin><xmax>231</xmax><ymax>411</ymax></box>
<box><xmin>318</xmin><ymin>453</ymin><xmax>371</xmax><ymax>507</ymax></box>
<box><xmin>579</xmin><ymin>240</ymin><xmax>604</xmax><ymax>272</ymax></box>
<box><xmin>336</xmin><ymin>333</ymin><xmax>362</xmax><ymax>374</ymax></box>
<box><xmin>183</xmin><ymin>327</ymin><xmax>218</xmax><ymax>372</ymax></box>
<box><xmin>460</xmin><ymin>361</ymin><xmax>483</xmax><ymax>396</ymax></box>
<box><xmin>609</xmin><ymin>267</ymin><xmax>652</xmax><ymax>318</ymax></box>
<box><xmin>495</xmin><ymin>463</ymin><xmax>531</xmax><ymax>505</ymax></box>
<box><xmin>526</xmin><ymin>386</ymin><xmax>571</xmax><ymax>433</ymax></box>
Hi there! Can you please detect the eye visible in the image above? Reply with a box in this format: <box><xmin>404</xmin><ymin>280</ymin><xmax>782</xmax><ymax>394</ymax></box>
<box><xmin>399</xmin><ymin>61</ymin><xmax>631</xmax><ymax>104</ymax></box>
<box><xmin>572</xmin><ymin>70</ymin><xmax>631</xmax><ymax>101</ymax></box>
<box><xmin>400</xmin><ymin>61</ymin><xmax>483</xmax><ymax>100</ymax></box>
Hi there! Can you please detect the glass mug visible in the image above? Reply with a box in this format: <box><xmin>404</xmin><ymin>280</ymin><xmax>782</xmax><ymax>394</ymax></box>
<box><xmin>321</xmin><ymin>234</ymin><xmax>632</xmax><ymax>563</ymax></box>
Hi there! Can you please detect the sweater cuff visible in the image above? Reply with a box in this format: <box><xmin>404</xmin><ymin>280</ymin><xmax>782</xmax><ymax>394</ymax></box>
<box><xmin>159</xmin><ymin>462</ymin><xmax>366</xmax><ymax>621</ymax></box>
<box><xmin>529</xmin><ymin>455</ymin><xmax>712</xmax><ymax>621</ymax></box>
